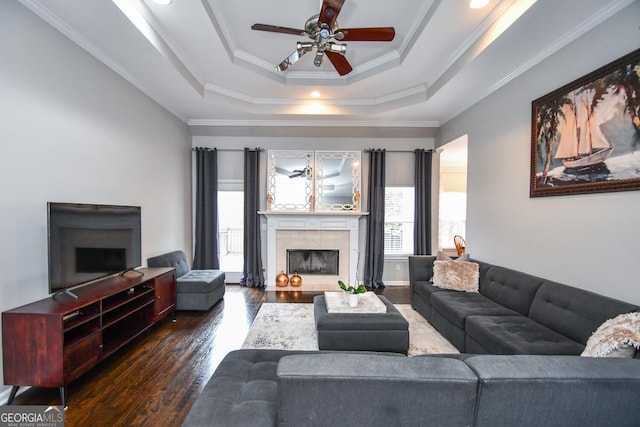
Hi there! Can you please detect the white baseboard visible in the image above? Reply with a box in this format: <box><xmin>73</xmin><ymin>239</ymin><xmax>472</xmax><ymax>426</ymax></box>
<box><xmin>383</xmin><ymin>281</ymin><xmax>409</xmax><ymax>286</ymax></box>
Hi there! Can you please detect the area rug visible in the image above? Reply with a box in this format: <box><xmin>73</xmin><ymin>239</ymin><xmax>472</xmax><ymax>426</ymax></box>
<box><xmin>241</xmin><ymin>303</ymin><xmax>459</xmax><ymax>356</ymax></box>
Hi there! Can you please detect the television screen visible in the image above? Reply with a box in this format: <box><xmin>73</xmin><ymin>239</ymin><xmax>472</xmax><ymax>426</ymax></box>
<box><xmin>47</xmin><ymin>202</ymin><xmax>142</xmax><ymax>294</ymax></box>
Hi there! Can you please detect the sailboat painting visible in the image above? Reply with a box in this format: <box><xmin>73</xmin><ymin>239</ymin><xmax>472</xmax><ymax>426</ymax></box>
<box><xmin>531</xmin><ymin>48</ymin><xmax>640</xmax><ymax>197</ymax></box>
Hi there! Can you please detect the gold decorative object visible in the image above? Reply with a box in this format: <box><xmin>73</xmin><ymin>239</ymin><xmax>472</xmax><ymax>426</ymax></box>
<box><xmin>276</xmin><ymin>270</ymin><xmax>289</xmax><ymax>287</ymax></box>
<box><xmin>266</xmin><ymin>193</ymin><xmax>273</xmax><ymax>210</ymax></box>
<box><xmin>290</xmin><ymin>272</ymin><xmax>302</xmax><ymax>287</ymax></box>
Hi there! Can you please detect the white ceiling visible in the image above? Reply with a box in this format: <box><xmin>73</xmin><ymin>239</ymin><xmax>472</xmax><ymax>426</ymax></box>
<box><xmin>20</xmin><ymin>0</ymin><xmax>633</xmax><ymax>135</ymax></box>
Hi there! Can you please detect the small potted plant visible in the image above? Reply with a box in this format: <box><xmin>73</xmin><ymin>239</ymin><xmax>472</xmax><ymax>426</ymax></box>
<box><xmin>338</xmin><ymin>280</ymin><xmax>366</xmax><ymax>307</ymax></box>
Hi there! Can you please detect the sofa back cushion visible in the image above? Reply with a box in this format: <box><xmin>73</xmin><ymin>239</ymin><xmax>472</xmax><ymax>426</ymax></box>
<box><xmin>467</xmin><ymin>355</ymin><xmax>640</xmax><ymax>427</ymax></box>
<box><xmin>529</xmin><ymin>280</ymin><xmax>639</xmax><ymax>345</ymax></box>
<box><xmin>278</xmin><ymin>353</ymin><xmax>478</xmax><ymax>427</ymax></box>
<box><xmin>147</xmin><ymin>250</ymin><xmax>191</xmax><ymax>278</ymax></box>
<box><xmin>478</xmin><ymin>264</ymin><xmax>545</xmax><ymax>316</ymax></box>
<box><xmin>408</xmin><ymin>255</ymin><xmax>436</xmax><ymax>284</ymax></box>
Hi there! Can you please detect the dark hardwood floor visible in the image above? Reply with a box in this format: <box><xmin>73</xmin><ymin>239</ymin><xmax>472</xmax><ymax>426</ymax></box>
<box><xmin>8</xmin><ymin>285</ymin><xmax>409</xmax><ymax>426</ymax></box>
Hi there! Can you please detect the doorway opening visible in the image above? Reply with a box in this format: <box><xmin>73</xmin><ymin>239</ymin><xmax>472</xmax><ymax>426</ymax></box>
<box><xmin>438</xmin><ymin>135</ymin><xmax>468</xmax><ymax>252</ymax></box>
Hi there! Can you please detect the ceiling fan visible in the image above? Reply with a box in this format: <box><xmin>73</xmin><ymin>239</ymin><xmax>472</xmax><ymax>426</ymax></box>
<box><xmin>251</xmin><ymin>0</ymin><xmax>395</xmax><ymax>76</ymax></box>
<box><xmin>275</xmin><ymin>166</ymin><xmax>312</xmax><ymax>178</ymax></box>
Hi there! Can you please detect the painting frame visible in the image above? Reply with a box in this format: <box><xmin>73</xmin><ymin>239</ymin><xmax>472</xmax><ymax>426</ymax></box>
<box><xmin>530</xmin><ymin>48</ymin><xmax>640</xmax><ymax>198</ymax></box>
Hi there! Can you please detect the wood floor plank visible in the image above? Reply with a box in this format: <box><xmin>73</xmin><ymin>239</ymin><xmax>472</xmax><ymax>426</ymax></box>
<box><xmin>8</xmin><ymin>284</ymin><xmax>408</xmax><ymax>426</ymax></box>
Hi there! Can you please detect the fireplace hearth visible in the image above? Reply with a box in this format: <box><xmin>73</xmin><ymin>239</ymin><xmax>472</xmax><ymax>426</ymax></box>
<box><xmin>287</xmin><ymin>249</ymin><xmax>339</xmax><ymax>275</ymax></box>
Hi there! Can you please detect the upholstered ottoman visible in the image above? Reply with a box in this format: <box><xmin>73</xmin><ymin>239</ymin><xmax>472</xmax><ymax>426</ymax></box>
<box><xmin>313</xmin><ymin>294</ymin><xmax>409</xmax><ymax>354</ymax></box>
<box><xmin>147</xmin><ymin>250</ymin><xmax>225</xmax><ymax>311</ymax></box>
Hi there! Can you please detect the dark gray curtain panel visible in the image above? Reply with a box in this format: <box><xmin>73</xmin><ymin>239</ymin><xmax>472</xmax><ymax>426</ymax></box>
<box><xmin>414</xmin><ymin>149</ymin><xmax>432</xmax><ymax>255</ymax></box>
<box><xmin>241</xmin><ymin>148</ymin><xmax>265</xmax><ymax>288</ymax></box>
<box><xmin>193</xmin><ymin>147</ymin><xmax>220</xmax><ymax>270</ymax></box>
<box><xmin>364</xmin><ymin>149</ymin><xmax>386</xmax><ymax>289</ymax></box>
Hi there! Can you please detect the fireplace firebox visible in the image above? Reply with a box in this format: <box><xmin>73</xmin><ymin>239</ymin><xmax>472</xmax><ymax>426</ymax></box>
<box><xmin>287</xmin><ymin>249</ymin><xmax>339</xmax><ymax>275</ymax></box>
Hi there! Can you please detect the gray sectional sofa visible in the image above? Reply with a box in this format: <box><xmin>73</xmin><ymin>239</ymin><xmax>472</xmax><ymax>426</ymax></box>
<box><xmin>147</xmin><ymin>250</ymin><xmax>225</xmax><ymax>311</ymax></box>
<box><xmin>182</xmin><ymin>257</ymin><xmax>640</xmax><ymax>426</ymax></box>
<box><xmin>409</xmin><ymin>255</ymin><xmax>639</xmax><ymax>356</ymax></box>
<box><xmin>182</xmin><ymin>349</ymin><xmax>640</xmax><ymax>427</ymax></box>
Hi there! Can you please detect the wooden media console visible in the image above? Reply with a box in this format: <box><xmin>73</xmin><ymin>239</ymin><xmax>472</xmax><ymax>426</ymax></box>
<box><xmin>2</xmin><ymin>267</ymin><xmax>177</xmax><ymax>407</ymax></box>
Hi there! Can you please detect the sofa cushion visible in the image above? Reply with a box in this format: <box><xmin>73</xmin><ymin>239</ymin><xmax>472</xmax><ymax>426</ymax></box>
<box><xmin>408</xmin><ymin>255</ymin><xmax>437</xmax><ymax>285</ymax></box>
<box><xmin>465</xmin><ymin>315</ymin><xmax>584</xmax><ymax>355</ymax></box>
<box><xmin>430</xmin><ymin>292</ymin><xmax>517</xmax><ymax>329</ymax></box>
<box><xmin>277</xmin><ymin>353</ymin><xmax>478</xmax><ymax>427</ymax></box>
<box><xmin>479</xmin><ymin>265</ymin><xmax>545</xmax><ymax>316</ymax></box>
<box><xmin>413</xmin><ymin>280</ymin><xmax>453</xmax><ymax>303</ymax></box>
<box><xmin>182</xmin><ymin>349</ymin><xmax>312</xmax><ymax>427</ymax></box>
<box><xmin>433</xmin><ymin>260</ymin><xmax>479</xmax><ymax>292</ymax></box>
<box><xmin>467</xmin><ymin>355</ymin><xmax>640</xmax><ymax>427</ymax></box>
<box><xmin>147</xmin><ymin>250</ymin><xmax>190</xmax><ymax>278</ymax></box>
<box><xmin>529</xmin><ymin>280</ymin><xmax>640</xmax><ymax>345</ymax></box>
<box><xmin>178</xmin><ymin>269</ymin><xmax>225</xmax><ymax>294</ymax></box>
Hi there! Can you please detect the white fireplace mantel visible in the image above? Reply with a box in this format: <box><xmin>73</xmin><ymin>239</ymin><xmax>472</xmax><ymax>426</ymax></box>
<box><xmin>259</xmin><ymin>211</ymin><xmax>368</xmax><ymax>290</ymax></box>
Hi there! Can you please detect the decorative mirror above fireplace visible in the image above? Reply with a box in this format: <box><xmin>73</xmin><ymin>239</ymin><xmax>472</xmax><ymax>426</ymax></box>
<box><xmin>315</xmin><ymin>150</ymin><xmax>361</xmax><ymax>211</ymax></box>
<box><xmin>267</xmin><ymin>150</ymin><xmax>314</xmax><ymax>211</ymax></box>
<box><xmin>267</xmin><ymin>150</ymin><xmax>361</xmax><ymax>212</ymax></box>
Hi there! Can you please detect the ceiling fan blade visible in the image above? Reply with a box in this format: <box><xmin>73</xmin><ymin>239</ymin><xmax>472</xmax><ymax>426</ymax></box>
<box><xmin>319</xmin><ymin>0</ymin><xmax>345</xmax><ymax>28</ymax></box>
<box><xmin>251</xmin><ymin>23</ymin><xmax>307</xmax><ymax>37</ymax></box>
<box><xmin>338</xmin><ymin>27</ymin><xmax>395</xmax><ymax>42</ymax></box>
<box><xmin>326</xmin><ymin>51</ymin><xmax>353</xmax><ymax>76</ymax></box>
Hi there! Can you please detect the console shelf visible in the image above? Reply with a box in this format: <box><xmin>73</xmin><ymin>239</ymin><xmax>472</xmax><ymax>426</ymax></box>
<box><xmin>2</xmin><ymin>267</ymin><xmax>176</xmax><ymax>408</ymax></box>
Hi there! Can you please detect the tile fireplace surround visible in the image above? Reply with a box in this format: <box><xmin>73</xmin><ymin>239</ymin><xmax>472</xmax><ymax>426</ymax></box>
<box><xmin>259</xmin><ymin>211</ymin><xmax>368</xmax><ymax>291</ymax></box>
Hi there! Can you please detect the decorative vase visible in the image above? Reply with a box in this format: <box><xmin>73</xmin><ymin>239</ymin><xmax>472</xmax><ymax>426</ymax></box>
<box><xmin>290</xmin><ymin>272</ymin><xmax>302</xmax><ymax>287</ymax></box>
<box><xmin>348</xmin><ymin>293</ymin><xmax>359</xmax><ymax>307</ymax></box>
<box><xmin>275</xmin><ymin>270</ymin><xmax>289</xmax><ymax>287</ymax></box>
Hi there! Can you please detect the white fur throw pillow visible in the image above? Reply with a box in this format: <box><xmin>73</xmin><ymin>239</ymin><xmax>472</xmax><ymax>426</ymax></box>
<box><xmin>581</xmin><ymin>312</ymin><xmax>640</xmax><ymax>358</ymax></box>
<box><xmin>433</xmin><ymin>260</ymin><xmax>479</xmax><ymax>293</ymax></box>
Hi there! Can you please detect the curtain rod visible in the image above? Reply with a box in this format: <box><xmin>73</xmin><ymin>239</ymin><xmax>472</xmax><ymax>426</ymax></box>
<box><xmin>192</xmin><ymin>148</ymin><xmax>429</xmax><ymax>153</ymax></box>
<box><xmin>192</xmin><ymin>147</ymin><xmax>264</xmax><ymax>152</ymax></box>
<box><xmin>364</xmin><ymin>149</ymin><xmax>433</xmax><ymax>153</ymax></box>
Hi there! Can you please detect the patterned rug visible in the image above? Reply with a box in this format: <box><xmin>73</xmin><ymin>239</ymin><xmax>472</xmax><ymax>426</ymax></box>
<box><xmin>241</xmin><ymin>303</ymin><xmax>459</xmax><ymax>356</ymax></box>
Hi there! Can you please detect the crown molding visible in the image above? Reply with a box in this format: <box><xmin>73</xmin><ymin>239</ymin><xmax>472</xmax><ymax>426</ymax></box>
<box><xmin>202</xmin><ymin>82</ymin><xmax>429</xmax><ymax>115</ymax></box>
<box><xmin>438</xmin><ymin>0</ymin><xmax>635</xmax><ymax>124</ymax></box>
<box><xmin>188</xmin><ymin>119</ymin><xmax>439</xmax><ymax>128</ymax></box>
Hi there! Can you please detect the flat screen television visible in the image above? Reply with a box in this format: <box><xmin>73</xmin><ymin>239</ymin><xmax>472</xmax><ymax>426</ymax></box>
<box><xmin>47</xmin><ymin>202</ymin><xmax>142</xmax><ymax>296</ymax></box>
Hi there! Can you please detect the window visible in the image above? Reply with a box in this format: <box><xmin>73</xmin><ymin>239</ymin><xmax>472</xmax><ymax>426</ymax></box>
<box><xmin>384</xmin><ymin>187</ymin><xmax>414</xmax><ymax>255</ymax></box>
<box><xmin>218</xmin><ymin>191</ymin><xmax>243</xmax><ymax>272</ymax></box>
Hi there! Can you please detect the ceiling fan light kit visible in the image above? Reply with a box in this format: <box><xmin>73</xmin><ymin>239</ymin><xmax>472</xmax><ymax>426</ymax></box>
<box><xmin>251</xmin><ymin>0</ymin><xmax>395</xmax><ymax>76</ymax></box>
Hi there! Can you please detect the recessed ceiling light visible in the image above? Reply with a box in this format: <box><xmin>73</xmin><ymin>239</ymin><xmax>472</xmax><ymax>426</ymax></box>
<box><xmin>310</xmin><ymin>91</ymin><xmax>321</xmax><ymax>98</ymax></box>
<box><xmin>469</xmin><ymin>0</ymin><xmax>489</xmax><ymax>8</ymax></box>
<box><xmin>153</xmin><ymin>0</ymin><xmax>172</xmax><ymax>5</ymax></box>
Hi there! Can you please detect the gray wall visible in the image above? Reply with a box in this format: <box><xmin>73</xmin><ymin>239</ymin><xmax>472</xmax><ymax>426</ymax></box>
<box><xmin>0</xmin><ymin>2</ymin><xmax>192</xmax><ymax>396</ymax></box>
<box><xmin>438</xmin><ymin>2</ymin><xmax>640</xmax><ymax>305</ymax></box>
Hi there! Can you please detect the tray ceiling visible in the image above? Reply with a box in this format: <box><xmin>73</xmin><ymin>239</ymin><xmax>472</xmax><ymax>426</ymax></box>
<box><xmin>19</xmin><ymin>0</ymin><xmax>633</xmax><ymax>133</ymax></box>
